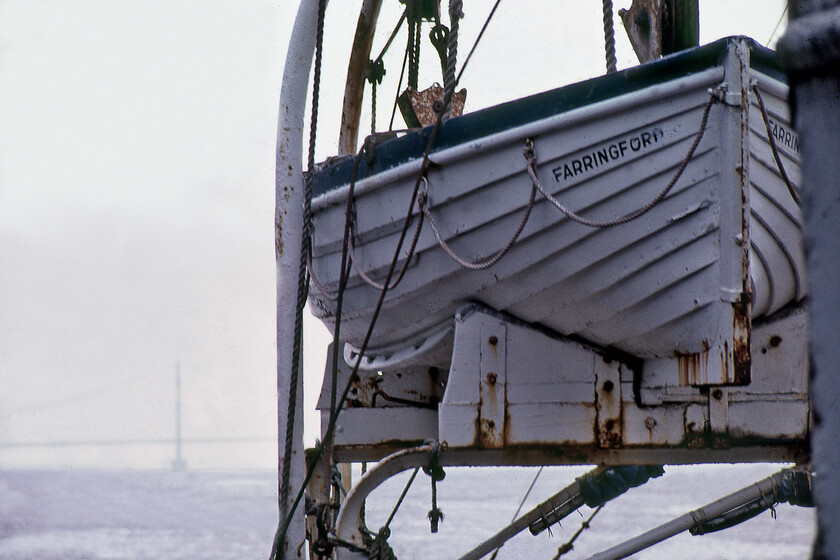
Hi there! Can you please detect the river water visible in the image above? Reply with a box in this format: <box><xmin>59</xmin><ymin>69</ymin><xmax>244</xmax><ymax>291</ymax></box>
<box><xmin>0</xmin><ymin>464</ymin><xmax>815</xmax><ymax>559</ymax></box>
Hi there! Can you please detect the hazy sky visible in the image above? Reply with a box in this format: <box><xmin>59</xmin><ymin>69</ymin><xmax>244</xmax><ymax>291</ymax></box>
<box><xmin>0</xmin><ymin>0</ymin><xmax>787</xmax><ymax>470</ymax></box>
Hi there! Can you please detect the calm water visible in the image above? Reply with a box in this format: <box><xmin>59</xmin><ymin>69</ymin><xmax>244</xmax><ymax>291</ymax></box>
<box><xmin>0</xmin><ymin>464</ymin><xmax>815</xmax><ymax>559</ymax></box>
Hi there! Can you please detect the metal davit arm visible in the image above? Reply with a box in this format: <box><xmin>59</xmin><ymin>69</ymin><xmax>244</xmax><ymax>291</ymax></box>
<box><xmin>339</xmin><ymin>0</ymin><xmax>384</xmax><ymax>156</ymax></box>
<box><xmin>275</xmin><ymin>1</ymin><xmax>325</xmax><ymax>558</ymax></box>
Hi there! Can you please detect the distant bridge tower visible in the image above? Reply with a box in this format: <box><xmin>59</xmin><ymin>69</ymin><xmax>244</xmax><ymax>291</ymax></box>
<box><xmin>171</xmin><ymin>361</ymin><xmax>187</xmax><ymax>471</ymax></box>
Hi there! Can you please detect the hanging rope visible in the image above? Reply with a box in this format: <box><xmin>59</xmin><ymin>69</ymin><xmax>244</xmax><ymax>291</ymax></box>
<box><xmin>274</xmin><ymin>48</ymin><xmax>461</xmax><ymax>560</ymax></box>
<box><xmin>271</xmin><ymin>1</ymin><xmax>326</xmax><ymax>559</ymax></box>
<box><xmin>441</xmin><ymin>0</ymin><xmax>462</xmax><ymax>120</ymax></box>
<box><xmin>424</xmin><ymin>442</ymin><xmax>446</xmax><ymax>533</ymax></box>
<box><xmin>751</xmin><ymin>83</ymin><xmax>800</xmax><ymax>204</ymax></box>
<box><xmin>277</xmin><ymin>5</ymin><xmax>470</xmax><ymax>554</ymax></box>
<box><xmin>602</xmin><ymin>0</ymin><xmax>617</xmax><ymax>74</ymax></box>
<box><xmin>348</xmin><ymin>198</ymin><xmax>424</xmax><ymax>291</ymax></box>
<box><xmin>417</xmin><ymin>172</ymin><xmax>536</xmax><ymax>270</ymax></box>
<box><xmin>524</xmin><ymin>89</ymin><xmax>719</xmax><ymax>228</ymax></box>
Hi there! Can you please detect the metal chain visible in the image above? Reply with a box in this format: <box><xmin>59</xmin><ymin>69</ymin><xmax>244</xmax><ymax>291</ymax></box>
<box><xmin>524</xmin><ymin>90</ymin><xmax>719</xmax><ymax>228</ymax></box>
<box><xmin>417</xmin><ymin>172</ymin><xmax>536</xmax><ymax>270</ymax></box>
<box><xmin>602</xmin><ymin>0</ymin><xmax>617</xmax><ymax>74</ymax></box>
<box><xmin>751</xmin><ymin>83</ymin><xmax>800</xmax><ymax>204</ymax></box>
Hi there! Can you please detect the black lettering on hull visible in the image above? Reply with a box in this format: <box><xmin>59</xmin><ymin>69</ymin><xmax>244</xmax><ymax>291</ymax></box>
<box><xmin>551</xmin><ymin>126</ymin><xmax>668</xmax><ymax>182</ymax></box>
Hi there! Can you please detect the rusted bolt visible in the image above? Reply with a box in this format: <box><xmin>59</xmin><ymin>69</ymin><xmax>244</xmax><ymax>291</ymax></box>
<box><xmin>769</xmin><ymin>335</ymin><xmax>782</xmax><ymax>348</ymax></box>
<box><xmin>488</xmin><ymin>336</ymin><xmax>498</xmax><ymax>346</ymax></box>
<box><xmin>712</xmin><ymin>388</ymin><xmax>723</xmax><ymax>400</ymax></box>
<box><xmin>486</xmin><ymin>420</ymin><xmax>495</xmax><ymax>429</ymax></box>
<box><xmin>433</xmin><ymin>100</ymin><xmax>444</xmax><ymax>113</ymax></box>
<box><xmin>602</xmin><ymin>380</ymin><xmax>614</xmax><ymax>393</ymax></box>
<box><xmin>644</xmin><ymin>417</ymin><xmax>657</xmax><ymax>430</ymax></box>
<box><xmin>486</xmin><ymin>372</ymin><xmax>497</xmax><ymax>385</ymax></box>
<box><xmin>605</xmin><ymin>419</ymin><xmax>615</xmax><ymax>431</ymax></box>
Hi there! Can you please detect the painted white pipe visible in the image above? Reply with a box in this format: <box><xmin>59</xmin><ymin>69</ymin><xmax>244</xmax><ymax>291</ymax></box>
<box><xmin>583</xmin><ymin>470</ymin><xmax>785</xmax><ymax>560</ymax></box>
<box><xmin>276</xmin><ymin>1</ymin><xmax>325</xmax><ymax>558</ymax></box>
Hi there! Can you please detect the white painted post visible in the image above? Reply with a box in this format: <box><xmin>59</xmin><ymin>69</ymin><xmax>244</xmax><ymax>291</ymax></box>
<box><xmin>276</xmin><ymin>2</ymin><xmax>323</xmax><ymax>558</ymax></box>
<box><xmin>778</xmin><ymin>4</ymin><xmax>840</xmax><ymax>558</ymax></box>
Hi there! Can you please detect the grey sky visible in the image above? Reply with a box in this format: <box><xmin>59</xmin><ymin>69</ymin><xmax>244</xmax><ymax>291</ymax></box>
<box><xmin>0</xmin><ymin>0</ymin><xmax>786</xmax><ymax>469</ymax></box>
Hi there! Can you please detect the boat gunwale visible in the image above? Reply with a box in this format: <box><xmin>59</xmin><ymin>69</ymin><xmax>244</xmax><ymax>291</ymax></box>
<box><xmin>312</xmin><ymin>36</ymin><xmax>785</xmax><ymax>209</ymax></box>
<box><xmin>312</xmin><ymin>65</ymin><xmax>724</xmax><ymax>211</ymax></box>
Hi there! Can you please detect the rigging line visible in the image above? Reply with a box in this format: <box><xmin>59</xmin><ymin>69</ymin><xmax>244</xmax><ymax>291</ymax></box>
<box><xmin>385</xmin><ymin>467</ymin><xmax>422</xmax><ymax>529</ymax></box>
<box><xmin>373</xmin><ymin>9</ymin><xmax>407</xmax><ymax>64</ymax></box>
<box><xmin>330</xmin><ymin>155</ymin><xmax>364</xmax><ymax>424</ymax></box>
<box><xmin>454</xmin><ymin>0</ymin><xmax>502</xmax><ymax>87</ymax></box>
<box><xmin>275</xmin><ymin>58</ymin><xmax>459</xmax><ymax>555</ymax></box>
<box><xmin>276</xmin><ymin>7</ymin><xmax>466</xmax><ymax>546</ymax></box>
<box><xmin>272</xmin><ymin>0</ymin><xmax>326</xmax><ymax>558</ymax></box>
<box><xmin>441</xmin><ymin>0</ymin><xmax>462</xmax><ymax>119</ymax></box>
<box><xmin>489</xmin><ymin>466</ymin><xmax>545</xmax><ymax>560</ymax></box>
<box><xmin>389</xmin><ymin>38</ymin><xmax>411</xmax><ymax>130</ymax></box>
<box><xmin>766</xmin><ymin>3</ymin><xmax>789</xmax><ymax>47</ymax></box>
<box><xmin>551</xmin><ymin>505</ymin><xmax>604</xmax><ymax>559</ymax></box>
<box><xmin>602</xmin><ymin>0</ymin><xmax>617</xmax><ymax>74</ymax></box>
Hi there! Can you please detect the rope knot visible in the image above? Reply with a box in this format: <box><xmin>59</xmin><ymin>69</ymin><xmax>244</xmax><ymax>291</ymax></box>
<box><xmin>524</xmin><ymin>138</ymin><xmax>536</xmax><ymax>163</ymax></box>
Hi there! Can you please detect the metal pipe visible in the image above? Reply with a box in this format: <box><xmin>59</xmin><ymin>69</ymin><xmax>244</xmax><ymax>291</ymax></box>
<box><xmin>455</xmin><ymin>467</ymin><xmax>605</xmax><ymax>560</ymax></box>
<box><xmin>583</xmin><ymin>471</ymin><xmax>786</xmax><ymax>560</ymax></box>
<box><xmin>335</xmin><ymin>444</ymin><xmax>438</xmax><ymax>560</ymax></box>
<box><xmin>276</xmin><ymin>1</ymin><xmax>325</xmax><ymax>558</ymax></box>
<box><xmin>339</xmin><ymin>0</ymin><xmax>384</xmax><ymax>156</ymax></box>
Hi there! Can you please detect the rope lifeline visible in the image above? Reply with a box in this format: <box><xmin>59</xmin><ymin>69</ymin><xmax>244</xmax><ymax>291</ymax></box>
<box><xmin>751</xmin><ymin>83</ymin><xmax>800</xmax><ymax>204</ymax></box>
<box><xmin>417</xmin><ymin>171</ymin><xmax>536</xmax><ymax>270</ymax></box>
<box><xmin>348</xmin><ymin>197</ymin><xmax>424</xmax><ymax>291</ymax></box>
<box><xmin>525</xmin><ymin>89</ymin><xmax>719</xmax><ymax>228</ymax></box>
